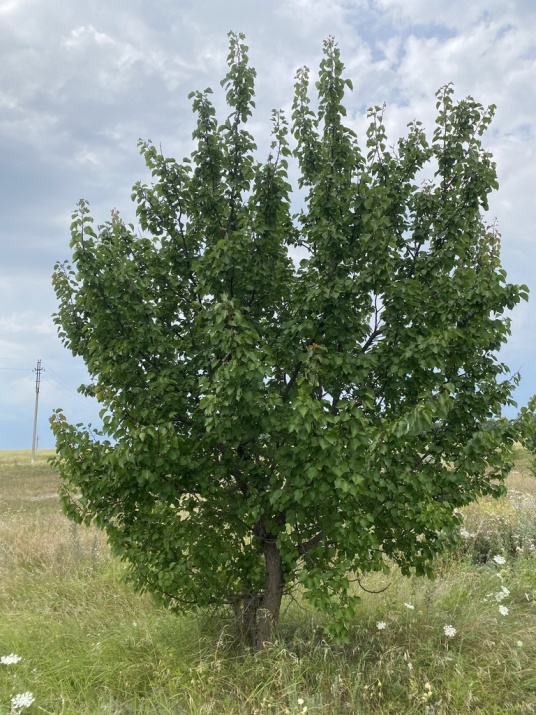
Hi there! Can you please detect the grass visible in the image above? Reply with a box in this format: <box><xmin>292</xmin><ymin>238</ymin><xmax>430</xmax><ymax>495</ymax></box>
<box><xmin>1</xmin><ymin>451</ymin><xmax>536</xmax><ymax>713</ymax></box>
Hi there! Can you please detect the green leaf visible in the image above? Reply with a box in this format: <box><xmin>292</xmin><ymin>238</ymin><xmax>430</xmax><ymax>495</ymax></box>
<box><xmin>50</xmin><ymin>32</ymin><xmax>532</xmax><ymax>651</ymax></box>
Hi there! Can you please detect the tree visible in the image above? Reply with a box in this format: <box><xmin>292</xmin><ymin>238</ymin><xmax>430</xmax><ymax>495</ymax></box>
<box><xmin>51</xmin><ymin>32</ymin><xmax>534</xmax><ymax>650</ymax></box>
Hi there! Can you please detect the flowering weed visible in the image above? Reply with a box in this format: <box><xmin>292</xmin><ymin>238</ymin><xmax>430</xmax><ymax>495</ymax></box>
<box><xmin>11</xmin><ymin>692</ymin><xmax>35</xmax><ymax>711</ymax></box>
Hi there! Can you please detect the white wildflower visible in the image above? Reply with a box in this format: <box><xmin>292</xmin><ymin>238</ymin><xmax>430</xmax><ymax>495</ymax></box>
<box><xmin>494</xmin><ymin>587</ymin><xmax>510</xmax><ymax>602</ymax></box>
<box><xmin>297</xmin><ymin>699</ymin><xmax>304</xmax><ymax>706</ymax></box>
<box><xmin>498</xmin><ymin>605</ymin><xmax>509</xmax><ymax>616</ymax></box>
<box><xmin>460</xmin><ymin>528</ymin><xmax>470</xmax><ymax>538</ymax></box>
<box><xmin>376</xmin><ymin>621</ymin><xmax>387</xmax><ymax>630</ymax></box>
<box><xmin>407</xmin><ymin>662</ymin><xmax>413</xmax><ymax>670</ymax></box>
<box><xmin>11</xmin><ymin>692</ymin><xmax>35</xmax><ymax>710</ymax></box>
<box><xmin>443</xmin><ymin>625</ymin><xmax>456</xmax><ymax>638</ymax></box>
<box><xmin>493</xmin><ymin>555</ymin><xmax>506</xmax><ymax>565</ymax></box>
<box><xmin>517</xmin><ymin>640</ymin><xmax>523</xmax><ymax>647</ymax></box>
<box><xmin>0</xmin><ymin>654</ymin><xmax>21</xmax><ymax>665</ymax></box>
<box><xmin>404</xmin><ymin>603</ymin><xmax>415</xmax><ymax>610</ymax></box>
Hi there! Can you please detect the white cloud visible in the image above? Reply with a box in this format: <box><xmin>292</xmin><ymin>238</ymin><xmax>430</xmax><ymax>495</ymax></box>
<box><xmin>74</xmin><ymin>149</ymin><xmax>101</xmax><ymax>167</ymax></box>
<box><xmin>374</xmin><ymin>0</ymin><xmax>517</xmax><ymax>30</ymax></box>
<box><xmin>0</xmin><ymin>0</ymin><xmax>535</xmax><ymax>446</ymax></box>
<box><xmin>278</xmin><ymin>0</ymin><xmax>351</xmax><ymax>32</ymax></box>
<box><xmin>0</xmin><ymin>313</ymin><xmax>55</xmax><ymax>335</ymax></box>
<box><xmin>63</xmin><ymin>24</ymin><xmax>114</xmax><ymax>48</ymax></box>
<box><xmin>0</xmin><ymin>0</ymin><xmax>22</xmax><ymax>15</ymax></box>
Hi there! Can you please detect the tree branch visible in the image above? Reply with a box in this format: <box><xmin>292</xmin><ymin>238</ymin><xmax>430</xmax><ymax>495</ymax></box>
<box><xmin>298</xmin><ymin>531</ymin><xmax>323</xmax><ymax>555</ymax></box>
<box><xmin>281</xmin><ymin>361</ymin><xmax>302</xmax><ymax>401</ymax></box>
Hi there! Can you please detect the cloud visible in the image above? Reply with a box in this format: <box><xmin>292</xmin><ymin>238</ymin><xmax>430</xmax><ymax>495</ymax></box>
<box><xmin>0</xmin><ymin>313</ymin><xmax>55</xmax><ymax>335</ymax></box>
<box><xmin>374</xmin><ymin>0</ymin><xmax>518</xmax><ymax>30</ymax></box>
<box><xmin>0</xmin><ymin>0</ymin><xmax>535</xmax><ymax>447</ymax></box>
<box><xmin>0</xmin><ymin>0</ymin><xmax>22</xmax><ymax>15</ymax></box>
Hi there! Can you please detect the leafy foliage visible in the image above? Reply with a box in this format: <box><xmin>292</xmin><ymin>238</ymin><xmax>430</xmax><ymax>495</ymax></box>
<box><xmin>51</xmin><ymin>33</ymin><xmax>534</xmax><ymax>648</ymax></box>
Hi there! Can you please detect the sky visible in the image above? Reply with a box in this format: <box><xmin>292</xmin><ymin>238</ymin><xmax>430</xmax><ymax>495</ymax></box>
<box><xmin>1</xmin><ymin>0</ymin><xmax>535</xmax><ymax>450</ymax></box>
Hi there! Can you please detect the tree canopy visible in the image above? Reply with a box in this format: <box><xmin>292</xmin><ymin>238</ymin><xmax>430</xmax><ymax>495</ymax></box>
<box><xmin>51</xmin><ymin>33</ymin><xmax>534</xmax><ymax>650</ymax></box>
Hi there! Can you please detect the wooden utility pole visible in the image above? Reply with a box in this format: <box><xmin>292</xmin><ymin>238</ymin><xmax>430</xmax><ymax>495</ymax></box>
<box><xmin>31</xmin><ymin>359</ymin><xmax>42</xmax><ymax>465</ymax></box>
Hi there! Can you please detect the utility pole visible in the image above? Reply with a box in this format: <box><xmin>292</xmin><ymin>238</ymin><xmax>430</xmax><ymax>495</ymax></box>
<box><xmin>31</xmin><ymin>359</ymin><xmax>43</xmax><ymax>465</ymax></box>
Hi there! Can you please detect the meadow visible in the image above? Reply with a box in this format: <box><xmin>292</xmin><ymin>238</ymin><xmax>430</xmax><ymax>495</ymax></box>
<box><xmin>0</xmin><ymin>449</ymin><xmax>535</xmax><ymax>714</ymax></box>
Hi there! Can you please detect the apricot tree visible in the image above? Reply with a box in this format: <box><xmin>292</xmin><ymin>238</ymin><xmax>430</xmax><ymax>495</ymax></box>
<box><xmin>51</xmin><ymin>33</ymin><xmax>533</xmax><ymax>650</ymax></box>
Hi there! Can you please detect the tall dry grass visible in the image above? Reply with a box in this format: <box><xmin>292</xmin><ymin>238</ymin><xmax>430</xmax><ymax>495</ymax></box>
<box><xmin>0</xmin><ymin>449</ymin><xmax>535</xmax><ymax>713</ymax></box>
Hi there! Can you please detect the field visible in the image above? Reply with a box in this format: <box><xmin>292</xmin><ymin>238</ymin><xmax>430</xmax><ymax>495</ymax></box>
<box><xmin>1</xmin><ymin>449</ymin><xmax>536</xmax><ymax>714</ymax></box>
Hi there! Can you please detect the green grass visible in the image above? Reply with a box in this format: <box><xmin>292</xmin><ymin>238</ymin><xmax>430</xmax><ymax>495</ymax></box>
<box><xmin>1</xmin><ymin>450</ymin><xmax>536</xmax><ymax>713</ymax></box>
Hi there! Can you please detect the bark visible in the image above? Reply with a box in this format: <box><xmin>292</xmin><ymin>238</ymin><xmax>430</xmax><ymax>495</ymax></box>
<box><xmin>254</xmin><ymin>537</ymin><xmax>284</xmax><ymax>650</ymax></box>
<box><xmin>233</xmin><ymin>537</ymin><xmax>284</xmax><ymax>651</ymax></box>
<box><xmin>233</xmin><ymin>594</ymin><xmax>259</xmax><ymax>646</ymax></box>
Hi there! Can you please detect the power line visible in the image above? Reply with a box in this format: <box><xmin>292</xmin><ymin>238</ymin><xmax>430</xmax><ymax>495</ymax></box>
<box><xmin>2</xmin><ymin>358</ymin><xmax>96</xmax><ymax>408</ymax></box>
<box><xmin>42</xmin><ymin>377</ymin><xmax>91</xmax><ymax>409</ymax></box>
<box><xmin>44</xmin><ymin>366</ymin><xmax>89</xmax><ymax>400</ymax></box>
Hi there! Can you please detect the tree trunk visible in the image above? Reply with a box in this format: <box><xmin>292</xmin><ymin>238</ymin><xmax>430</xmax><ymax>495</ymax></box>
<box><xmin>233</xmin><ymin>594</ymin><xmax>259</xmax><ymax>646</ymax></box>
<box><xmin>253</xmin><ymin>537</ymin><xmax>284</xmax><ymax>651</ymax></box>
<box><xmin>233</xmin><ymin>537</ymin><xmax>284</xmax><ymax>651</ymax></box>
